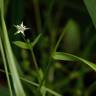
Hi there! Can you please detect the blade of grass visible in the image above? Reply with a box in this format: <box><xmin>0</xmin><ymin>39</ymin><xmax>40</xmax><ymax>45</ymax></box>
<box><xmin>0</xmin><ymin>1</ymin><xmax>12</xmax><ymax>95</ymax></box>
<box><xmin>83</xmin><ymin>0</ymin><xmax>96</xmax><ymax>29</ymax></box>
<box><xmin>1</xmin><ymin>17</ymin><xmax>26</xmax><ymax>96</ymax></box>
<box><xmin>0</xmin><ymin>36</ymin><xmax>13</xmax><ymax>96</ymax></box>
<box><xmin>31</xmin><ymin>33</ymin><xmax>42</xmax><ymax>47</ymax></box>
<box><xmin>0</xmin><ymin>0</ymin><xmax>26</xmax><ymax>95</ymax></box>
<box><xmin>53</xmin><ymin>52</ymin><xmax>96</xmax><ymax>71</ymax></box>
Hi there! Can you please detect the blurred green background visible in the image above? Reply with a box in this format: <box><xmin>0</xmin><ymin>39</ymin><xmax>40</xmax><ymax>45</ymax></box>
<box><xmin>0</xmin><ymin>0</ymin><xmax>96</xmax><ymax>96</ymax></box>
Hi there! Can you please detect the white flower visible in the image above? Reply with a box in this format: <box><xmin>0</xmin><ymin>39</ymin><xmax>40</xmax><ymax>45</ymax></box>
<box><xmin>14</xmin><ymin>22</ymin><xmax>30</xmax><ymax>36</ymax></box>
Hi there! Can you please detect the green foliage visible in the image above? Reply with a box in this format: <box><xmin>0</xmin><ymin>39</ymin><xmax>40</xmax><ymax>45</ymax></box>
<box><xmin>0</xmin><ymin>0</ymin><xmax>26</xmax><ymax>96</ymax></box>
<box><xmin>31</xmin><ymin>33</ymin><xmax>42</xmax><ymax>47</ymax></box>
<box><xmin>13</xmin><ymin>33</ymin><xmax>42</xmax><ymax>49</ymax></box>
<box><xmin>13</xmin><ymin>41</ymin><xmax>30</xmax><ymax>49</ymax></box>
<box><xmin>53</xmin><ymin>52</ymin><xmax>96</xmax><ymax>71</ymax></box>
<box><xmin>0</xmin><ymin>0</ymin><xmax>96</xmax><ymax>96</ymax></box>
<box><xmin>83</xmin><ymin>0</ymin><xmax>96</xmax><ymax>29</ymax></box>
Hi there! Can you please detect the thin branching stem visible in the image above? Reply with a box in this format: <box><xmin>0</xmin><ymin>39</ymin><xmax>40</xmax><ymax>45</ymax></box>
<box><xmin>21</xmin><ymin>35</ymin><xmax>40</xmax><ymax>81</ymax></box>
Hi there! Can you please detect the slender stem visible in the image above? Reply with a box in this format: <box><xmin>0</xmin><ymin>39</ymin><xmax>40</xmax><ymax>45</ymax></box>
<box><xmin>38</xmin><ymin>56</ymin><xmax>52</xmax><ymax>90</ymax></box>
<box><xmin>39</xmin><ymin>29</ymin><xmax>65</xmax><ymax>90</ymax></box>
<box><xmin>21</xmin><ymin>35</ymin><xmax>39</xmax><ymax>79</ymax></box>
<box><xmin>54</xmin><ymin>30</ymin><xmax>65</xmax><ymax>52</ymax></box>
<box><xmin>27</xmin><ymin>39</ymin><xmax>39</xmax><ymax>72</ymax></box>
<box><xmin>32</xmin><ymin>48</ymin><xmax>39</xmax><ymax>71</ymax></box>
<box><xmin>26</xmin><ymin>39</ymin><xmax>42</xmax><ymax>95</ymax></box>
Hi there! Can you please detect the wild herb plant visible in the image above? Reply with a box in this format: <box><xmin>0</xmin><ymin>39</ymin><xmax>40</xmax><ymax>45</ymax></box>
<box><xmin>0</xmin><ymin>0</ymin><xmax>96</xmax><ymax>96</ymax></box>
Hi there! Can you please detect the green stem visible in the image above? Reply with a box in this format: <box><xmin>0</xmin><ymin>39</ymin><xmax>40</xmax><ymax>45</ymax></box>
<box><xmin>54</xmin><ymin>30</ymin><xmax>65</xmax><ymax>52</ymax></box>
<box><xmin>27</xmin><ymin>39</ymin><xmax>39</xmax><ymax>72</ymax></box>
<box><xmin>27</xmin><ymin>40</ymin><xmax>41</xmax><ymax>94</ymax></box>
<box><xmin>21</xmin><ymin>35</ymin><xmax>39</xmax><ymax>80</ymax></box>
<box><xmin>38</xmin><ymin>57</ymin><xmax>52</xmax><ymax>89</ymax></box>
<box><xmin>39</xmin><ymin>28</ymin><xmax>65</xmax><ymax>90</ymax></box>
<box><xmin>31</xmin><ymin>48</ymin><xmax>39</xmax><ymax>72</ymax></box>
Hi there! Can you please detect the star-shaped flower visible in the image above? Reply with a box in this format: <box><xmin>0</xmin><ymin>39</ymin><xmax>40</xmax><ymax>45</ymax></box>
<box><xmin>14</xmin><ymin>22</ymin><xmax>30</xmax><ymax>36</ymax></box>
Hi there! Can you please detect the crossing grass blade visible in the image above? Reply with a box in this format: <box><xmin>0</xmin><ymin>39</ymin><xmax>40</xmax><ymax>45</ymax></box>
<box><xmin>0</xmin><ymin>69</ymin><xmax>62</xmax><ymax>96</ymax></box>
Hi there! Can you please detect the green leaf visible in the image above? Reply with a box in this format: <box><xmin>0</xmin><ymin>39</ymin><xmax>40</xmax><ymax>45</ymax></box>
<box><xmin>31</xmin><ymin>33</ymin><xmax>42</xmax><ymax>47</ymax></box>
<box><xmin>52</xmin><ymin>52</ymin><xmax>96</xmax><ymax>71</ymax></box>
<box><xmin>83</xmin><ymin>0</ymin><xmax>96</xmax><ymax>29</ymax></box>
<box><xmin>13</xmin><ymin>33</ymin><xmax>42</xmax><ymax>49</ymax></box>
<box><xmin>13</xmin><ymin>41</ymin><xmax>30</xmax><ymax>49</ymax></box>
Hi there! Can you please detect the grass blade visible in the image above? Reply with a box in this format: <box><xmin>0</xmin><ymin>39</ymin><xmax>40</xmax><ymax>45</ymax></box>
<box><xmin>53</xmin><ymin>52</ymin><xmax>96</xmax><ymax>71</ymax></box>
<box><xmin>31</xmin><ymin>33</ymin><xmax>42</xmax><ymax>47</ymax></box>
<box><xmin>1</xmin><ymin>16</ymin><xmax>26</xmax><ymax>96</ymax></box>
<box><xmin>0</xmin><ymin>0</ymin><xmax>26</xmax><ymax>95</ymax></box>
<box><xmin>0</xmin><ymin>36</ymin><xmax>13</xmax><ymax>96</ymax></box>
<box><xmin>83</xmin><ymin>0</ymin><xmax>96</xmax><ymax>29</ymax></box>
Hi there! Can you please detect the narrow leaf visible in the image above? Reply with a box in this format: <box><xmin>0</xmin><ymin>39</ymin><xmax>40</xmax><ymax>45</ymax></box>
<box><xmin>53</xmin><ymin>52</ymin><xmax>96</xmax><ymax>71</ymax></box>
<box><xmin>0</xmin><ymin>36</ymin><xmax>13</xmax><ymax>96</ymax></box>
<box><xmin>83</xmin><ymin>0</ymin><xmax>96</xmax><ymax>29</ymax></box>
<box><xmin>13</xmin><ymin>41</ymin><xmax>30</xmax><ymax>49</ymax></box>
<box><xmin>0</xmin><ymin>0</ymin><xmax>26</xmax><ymax>95</ymax></box>
<box><xmin>31</xmin><ymin>33</ymin><xmax>42</xmax><ymax>47</ymax></box>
